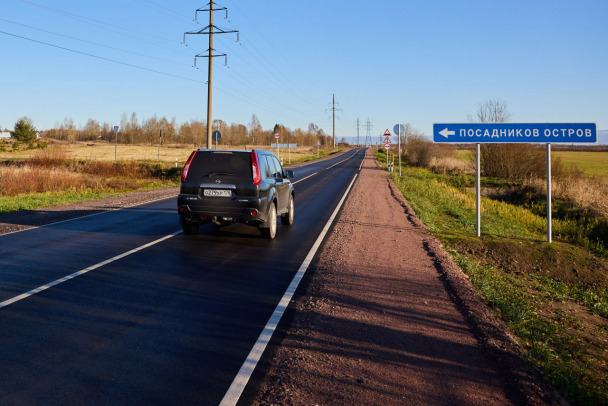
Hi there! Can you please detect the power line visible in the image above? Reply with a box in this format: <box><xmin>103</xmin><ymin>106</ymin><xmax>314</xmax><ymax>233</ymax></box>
<box><xmin>227</xmin><ymin>3</ymin><xmax>318</xmax><ymax>107</ymax></box>
<box><xmin>131</xmin><ymin>0</ymin><xmax>192</xmax><ymax>23</ymax></box>
<box><xmin>0</xmin><ymin>30</ymin><xmax>200</xmax><ymax>83</ymax></box>
<box><xmin>0</xmin><ymin>18</ymin><xmax>188</xmax><ymax>67</ymax></box>
<box><xmin>17</xmin><ymin>0</ymin><xmax>187</xmax><ymax>52</ymax></box>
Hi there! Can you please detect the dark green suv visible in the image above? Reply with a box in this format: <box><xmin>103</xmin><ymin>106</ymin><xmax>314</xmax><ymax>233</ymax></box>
<box><xmin>177</xmin><ymin>149</ymin><xmax>294</xmax><ymax>239</ymax></box>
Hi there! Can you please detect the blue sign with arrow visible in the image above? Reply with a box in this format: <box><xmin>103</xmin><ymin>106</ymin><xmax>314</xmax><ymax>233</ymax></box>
<box><xmin>433</xmin><ymin>123</ymin><xmax>597</xmax><ymax>143</ymax></box>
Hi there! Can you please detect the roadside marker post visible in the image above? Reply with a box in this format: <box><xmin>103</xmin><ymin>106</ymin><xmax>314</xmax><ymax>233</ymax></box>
<box><xmin>433</xmin><ymin>123</ymin><xmax>597</xmax><ymax>243</ymax></box>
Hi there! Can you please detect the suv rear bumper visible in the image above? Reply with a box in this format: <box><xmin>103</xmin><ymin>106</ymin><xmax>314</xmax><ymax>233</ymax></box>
<box><xmin>177</xmin><ymin>194</ymin><xmax>269</xmax><ymax>224</ymax></box>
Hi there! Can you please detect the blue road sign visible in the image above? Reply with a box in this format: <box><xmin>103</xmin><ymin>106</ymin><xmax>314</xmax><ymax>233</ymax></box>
<box><xmin>433</xmin><ymin>123</ymin><xmax>596</xmax><ymax>143</ymax></box>
<box><xmin>212</xmin><ymin>130</ymin><xmax>221</xmax><ymax>142</ymax></box>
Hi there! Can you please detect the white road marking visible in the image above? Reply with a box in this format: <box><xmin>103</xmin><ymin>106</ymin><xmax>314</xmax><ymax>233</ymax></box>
<box><xmin>293</xmin><ymin>149</ymin><xmax>360</xmax><ymax>185</ymax></box>
<box><xmin>292</xmin><ymin>172</ymin><xmax>318</xmax><ymax>184</ymax></box>
<box><xmin>220</xmin><ymin>171</ymin><xmax>360</xmax><ymax>406</ymax></box>
<box><xmin>0</xmin><ymin>231</ymin><xmax>181</xmax><ymax>309</ymax></box>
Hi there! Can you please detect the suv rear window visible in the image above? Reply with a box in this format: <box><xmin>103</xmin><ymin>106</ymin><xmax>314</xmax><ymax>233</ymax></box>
<box><xmin>188</xmin><ymin>151</ymin><xmax>252</xmax><ymax>179</ymax></box>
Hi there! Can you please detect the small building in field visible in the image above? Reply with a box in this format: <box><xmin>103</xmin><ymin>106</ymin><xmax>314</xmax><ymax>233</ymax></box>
<box><xmin>0</xmin><ymin>131</ymin><xmax>12</xmax><ymax>139</ymax></box>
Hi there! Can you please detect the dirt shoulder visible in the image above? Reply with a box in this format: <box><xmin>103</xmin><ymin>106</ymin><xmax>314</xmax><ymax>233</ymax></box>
<box><xmin>252</xmin><ymin>150</ymin><xmax>563</xmax><ymax>405</ymax></box>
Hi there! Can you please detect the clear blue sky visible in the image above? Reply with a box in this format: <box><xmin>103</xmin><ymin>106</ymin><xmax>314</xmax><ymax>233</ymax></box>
<box><xmin>1</xmin><ymin>0</ymin><xmax>607</xmax><ymax>143</ymax></box>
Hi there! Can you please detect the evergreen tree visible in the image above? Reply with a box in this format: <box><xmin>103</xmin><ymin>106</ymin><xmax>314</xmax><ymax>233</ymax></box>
<box><xmin>11</xmin><ymin>117</ymin><xmax>37</xmax><ymax>143</ymax></box>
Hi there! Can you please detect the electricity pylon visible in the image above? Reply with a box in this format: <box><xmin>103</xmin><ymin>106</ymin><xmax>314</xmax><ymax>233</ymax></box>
<box><xmin>326</xmin><ymin>94</ymin><xmax>342</xmax><ymax>148</ymax></box>
<box><xmin>364</xmin><ymin>118</ymin><xmax>373</xmax><ymax>146</ymax></box>
<box><xmin>184</xmin><ymin>1</ymin><xmax>238</xmax><ymax>148</ymax></box>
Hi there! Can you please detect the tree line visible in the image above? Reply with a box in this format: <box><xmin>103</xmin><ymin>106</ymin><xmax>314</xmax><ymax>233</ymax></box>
<box><xmin>12</xmin><ymin>113</ymin><xmax>333</xmax><ymax>147</ymax></box>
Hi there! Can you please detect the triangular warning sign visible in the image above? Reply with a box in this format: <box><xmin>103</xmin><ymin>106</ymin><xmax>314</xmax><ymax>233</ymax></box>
<box><xmin>383</xmin><ymin>129</ymin><xmax>391</xmax><ymax>136</ymax></box>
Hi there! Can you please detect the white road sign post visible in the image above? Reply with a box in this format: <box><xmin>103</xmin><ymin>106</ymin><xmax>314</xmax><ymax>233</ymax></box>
<box><xmin>274</xmin><ymin>132</ymin><xmax>280</xmax><ymax>160</ymax></box>
<box><xmin>433</xmin><ymin>122</ymin><xmax>597</xmax><ymax>242</ymax></box>
<box><xmin>212</xmin><ymin>130</ymin><xmax>221</xmax><ymax>150</ymax></box>
<box><xmin>393</xmin><ymin>124</ymin><xmax>405</xmax><ymax>176</ymax></box>
<box><xmin>113</xmin><ymin>126</ymin><xmax>119</xmax><ymax>162</ymax></box>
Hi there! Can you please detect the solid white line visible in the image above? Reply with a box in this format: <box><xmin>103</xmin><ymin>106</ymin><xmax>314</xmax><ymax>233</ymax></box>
<box><xmin>219</xmin><ymin>172</ymin><xmax>359</xmax><ymax>406</ymax></box>
<box><xmin>0</xmin><ymin>193</ymin><xmax>178</xmax><ymax>238</ymax></box>
<box><xmin>0</xmin><ymin>231</ymin><xmax>181</xmax><ymax>309</ymax></box>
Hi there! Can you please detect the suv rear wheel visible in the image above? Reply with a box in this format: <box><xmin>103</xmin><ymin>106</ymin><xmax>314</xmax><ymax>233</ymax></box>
<box><xmin>281</xmin><ymin>195</ymin><xmax>294</xmax><ymax>226</ymax></box>
<box><xmin>261</xmin><ymin>203</ymin><xmax>277</xmax><ymax>239</ymax></box>
<box><xmin>181</xmin><ymin>217</ymin><xmax>199</xmax><ymax>235</ymax></box>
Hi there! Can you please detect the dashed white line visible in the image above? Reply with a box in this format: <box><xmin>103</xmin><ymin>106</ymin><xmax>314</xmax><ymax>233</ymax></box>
<box><xmin>293</xmin><ymin>149</ymin><xmax>361</xmax><ymax>185</ymax></box>
<box><xmin>0</xmin><ymin>231</ymin><xmax>181</xmax><ymax>309</ymax></box>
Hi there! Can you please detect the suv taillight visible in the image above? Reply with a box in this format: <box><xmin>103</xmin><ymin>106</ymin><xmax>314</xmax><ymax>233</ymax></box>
<box><xmin>181</xmin><ymin>151</ymin><xmax>197</xmax><ymax>183</ymax></box>
<box><xmin>251</xmin><ymin>150</ymin><xmax>261</xmax><ymax>186</ymax></box>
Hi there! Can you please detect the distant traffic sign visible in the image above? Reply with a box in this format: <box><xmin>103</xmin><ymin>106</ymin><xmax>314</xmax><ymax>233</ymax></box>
<box><xmin>393</xmin><ymin>124</ymin><xmax>405</xmax><ymax>135</ymax></box>
<box><xmin>212</xmin><ymin>130</ymin><xmax>221</xmax><ymax>142</ymax></box>
<box><xmin>274</xmin><ymin>132</ymin><xmax>280</xmax><ymax>139</ymax></box>
<box><xmin>383</xmin><ymin>136</ymin><xmax>392</xmax><ymax>145</ymax></box>
<box><xmin>383</xmin><ymin>129</ymin><xmax>391</xmax><ymax>137</ymax></box>
<box><xmin>383</xmin><ymin>143</ymin><xmax>391</xmax><ymax>150</ymax></box>
<box><xmin>433</xmin><ymin>123</ymin><xmax>597</xmax><ymax>143</ymax></box>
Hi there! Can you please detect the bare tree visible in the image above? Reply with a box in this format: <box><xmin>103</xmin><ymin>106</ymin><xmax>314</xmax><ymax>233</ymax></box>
<box><xmin>249</xmin><ymin>114</ymin><xmax>262</xmax><ymax>146</ymax></box>
<box><xmin>82</xmin><ymin>119</ymin><xmax>101</xmax><ymax>141</ymax></box>
<box><xmin>468</xmin><ymin>100</ymin><xmax>546</xmax><ymax>179</ymax></box>
<box><xmin>467</xmin><ymin>99</ymin><xmax>512</xmax><ymax>123</ymax></box>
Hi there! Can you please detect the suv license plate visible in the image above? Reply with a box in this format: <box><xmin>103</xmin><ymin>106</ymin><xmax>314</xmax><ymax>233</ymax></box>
<box><xmin>203</xmin><ymin>189</ymin><xmax>231</xmax><ymax>197</ymax></box>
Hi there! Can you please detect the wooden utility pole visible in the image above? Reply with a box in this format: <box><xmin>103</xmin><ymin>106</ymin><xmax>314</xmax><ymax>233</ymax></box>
<box><xmin>206</xmin><ymin>2</ymin><xmax>214</xmax><ymax>149</ymax></box>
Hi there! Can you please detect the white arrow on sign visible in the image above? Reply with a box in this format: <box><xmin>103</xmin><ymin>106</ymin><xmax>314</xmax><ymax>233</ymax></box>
<box><xmin>439</xmin><ymin>128</ymin><xmax>455</xmax><ymax>138</ymax></box>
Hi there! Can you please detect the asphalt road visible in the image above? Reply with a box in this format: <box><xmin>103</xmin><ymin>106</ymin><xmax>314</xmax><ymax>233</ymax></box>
<box><xmin>0</xmin><ymin>148</ymin><xmax>366</xmax><ymax>405</ymax></box>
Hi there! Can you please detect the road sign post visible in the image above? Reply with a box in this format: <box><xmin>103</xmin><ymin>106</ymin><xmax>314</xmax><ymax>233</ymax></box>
<box><xmin>113</xmin><ymin>126</ymin><xmax>119</xmax><ymax>162</ymax></box>
<box><xmin>212</xmin><ymin>130</ymin><xmax>221</xmax><ymax>150</ymax></box>
<box><xmin>394</xmin><ymin>124</ymin><xmax>405</xmax><ymax>176</ymax></box>
<box><xmin>476</xmin><ymin>143</ymin><xmax>481</xmax><ymax>237</ymax></box>
<box><xmin>274</xmin><ymin>132</ymin><xmax>280</xmax><ymax>160</ymax></box>
<box><xmin>433</xmin><ymin>123</ymin><xmax>597</xmax><ymax>242</ymax></box>
<box><xmin>383</xmin><ymin>129</ymin><xmax>392</xmax><ymax>171</ymax></box>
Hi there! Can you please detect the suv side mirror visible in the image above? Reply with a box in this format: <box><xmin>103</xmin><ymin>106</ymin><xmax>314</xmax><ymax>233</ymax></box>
<box><xmin>284</xmin><ymin>170</ymin><xmax>294</xmax><ymax>179</ymax></box>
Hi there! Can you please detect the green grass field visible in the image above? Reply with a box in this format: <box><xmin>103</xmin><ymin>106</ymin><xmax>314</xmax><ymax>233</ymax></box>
<box><xmin>554</xmin><ymin>151</ymin><xmax>608</xmax><ymax>178</ymax></box>
<box><xmin>455</xmin><ymin>149</ymin><xmax>608</xmax><ymax>178</ymax></box>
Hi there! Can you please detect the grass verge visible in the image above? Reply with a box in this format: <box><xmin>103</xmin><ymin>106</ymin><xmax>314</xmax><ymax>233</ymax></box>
<box><xmin>375</xmin><ymin>150</ymin><xmax>608</xmax><ymax>405</ymax></box>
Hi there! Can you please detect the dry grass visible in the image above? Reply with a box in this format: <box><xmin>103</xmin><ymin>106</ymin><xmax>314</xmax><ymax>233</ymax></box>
<box><xmin>0</xmin><ymin>166</ymin><xmax>101</xmax><ymax>196</ymax></box>
<box><xmin>430</xmin><ymin>156</ymin><xmax>474</xmax><ymax>174</ymax></box>
<box><xmin>524</xmin><ymin>175</ymin><xmax>608</xmax><ymax>218</ymax></box>
<box><xmin>0</xmin><ymin>140</ymin><xmax>323</xmax><ymax>165</ymax></box>
<box><xmin>29</xmin><ymin>148</ymin><xmax>70</xmax><ymax>167</ymax></box>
